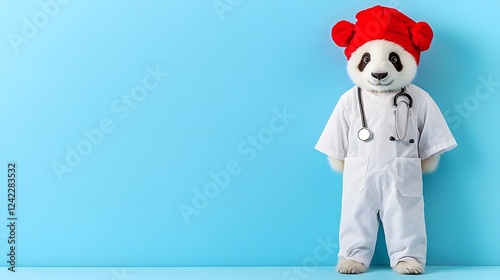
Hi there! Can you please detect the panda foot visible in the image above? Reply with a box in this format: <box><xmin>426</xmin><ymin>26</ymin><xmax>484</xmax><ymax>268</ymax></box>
<box><xmin>393</xmin><ymin>260</ymin><xmax>424</xmax><ymax>274</ymax></box>
<box><xmin>337</xmin><ymin>259</ymin><xmax>367</xmax><ymax>274</ymax></box>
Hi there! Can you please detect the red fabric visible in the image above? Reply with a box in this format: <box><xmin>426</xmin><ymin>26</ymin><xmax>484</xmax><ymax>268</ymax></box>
<box><xmin>331</xmin><ymin>5</ymin><xmax>433</xmax><ymax>64</ymax></box>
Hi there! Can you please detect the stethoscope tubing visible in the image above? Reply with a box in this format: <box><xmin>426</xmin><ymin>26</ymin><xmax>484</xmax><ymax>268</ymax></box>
<box><xmin>357</xmin><ymin>87</ymin><xmax>414</xmax><ymax>143</ymax></box>
<box><xmin>358</xmin><ymin>87</ymin><xmax>368</xmax><ymax>129</ymax></box>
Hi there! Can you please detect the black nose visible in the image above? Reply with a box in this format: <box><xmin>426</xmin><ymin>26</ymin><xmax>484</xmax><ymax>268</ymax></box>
<box><xmin>371</xmin><ymin>72</ymin><xmax>388</xmax><ymax>80</ymax></box>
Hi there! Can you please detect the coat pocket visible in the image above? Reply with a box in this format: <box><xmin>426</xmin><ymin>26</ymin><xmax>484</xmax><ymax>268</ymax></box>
<box><xmin>343</xmin><ymin>157</ymin><xmax>368</xmax><ymax>198</ymax></box>
<box><xmin>395</xmin><ymin>157</ymin><xmax>423</xmax><ymax>197</ymax></box>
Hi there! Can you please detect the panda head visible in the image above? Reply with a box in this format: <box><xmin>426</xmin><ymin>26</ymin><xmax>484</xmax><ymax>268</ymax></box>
<box><xmin>331</xmin><ymin>6</ymin><xmax>434</xmax><ymax>93</ymax></box>
<box><xmin>347</xmin><ymin>39</ymin><xmax>417</xmax><ymax>93</ymax></box>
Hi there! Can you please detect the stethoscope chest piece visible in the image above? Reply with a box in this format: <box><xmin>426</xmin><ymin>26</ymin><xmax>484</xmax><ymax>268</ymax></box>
<box><xmin>356</xmin><ymin>87</ymin><xmax>372</xmax><ymax>142</ymax></box>
<box><xmin>358</xmin><ymin>127</ymin><xmax>372</xmax><ymax>141</ymax></box>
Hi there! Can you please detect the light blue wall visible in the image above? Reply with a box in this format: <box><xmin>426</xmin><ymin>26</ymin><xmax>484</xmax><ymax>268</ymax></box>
<box><xmin>0</xmin><ymin>0</ymin><xmax>499</xmax><ymax>267</ymax></box>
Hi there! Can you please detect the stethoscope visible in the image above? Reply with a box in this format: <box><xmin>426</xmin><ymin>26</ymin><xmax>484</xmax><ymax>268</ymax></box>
<box><xmin>357</xmin><ymin>87</ymin><xmax>415</xmax><ymax>143</ymax></box>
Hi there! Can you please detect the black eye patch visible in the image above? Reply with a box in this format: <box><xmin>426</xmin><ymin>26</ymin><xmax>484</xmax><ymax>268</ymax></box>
<box><xmin>389</xmin><ymin>52</ymin><xmax>403</xmax><ymax>72</ymax></box>
<box><xmin>358</xmin><ymin>53</ymin><xmax>370</xmax><ymax>72</ymax></box>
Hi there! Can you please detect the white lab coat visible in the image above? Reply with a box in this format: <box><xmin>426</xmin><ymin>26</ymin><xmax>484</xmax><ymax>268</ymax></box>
<box><xmin>315</xmin><ymin>84</ymin><xmax>457</xmax><ymax>268</ymax></box>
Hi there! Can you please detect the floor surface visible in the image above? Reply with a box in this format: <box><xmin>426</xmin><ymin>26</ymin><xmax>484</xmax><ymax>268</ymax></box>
<box><xmin>0</xmin><ymin>266</ymin><xmax>498</xmax><ymax>279</ymax></box>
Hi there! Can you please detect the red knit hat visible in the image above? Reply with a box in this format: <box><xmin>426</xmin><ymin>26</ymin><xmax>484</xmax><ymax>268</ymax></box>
<box><xmin>331</xmin><ymin>5</ymin><xmax>433</xmax><ymax>64</ymax></box>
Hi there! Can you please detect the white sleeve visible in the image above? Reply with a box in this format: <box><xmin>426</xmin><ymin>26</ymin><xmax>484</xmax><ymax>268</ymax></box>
<box><xmin>418</xmin><ymin>96</ymin><xmax>457</xmax><ymax>159</ymax></box>
<box><xmin>315</xmin><ymin>99</ymin><xmax>349</xmax><ymax>160</ymax></box>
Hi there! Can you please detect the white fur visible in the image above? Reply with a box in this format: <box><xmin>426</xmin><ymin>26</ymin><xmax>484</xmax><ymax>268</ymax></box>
<box><xmin>347</xmin><ymin>40</ymin><xmax>417</xmax><ymax>93</ymax></box>
<box><xmin>328</xmin><ymin>156</ymin><xmax>344</xmax><ymax>173</ymax></box>
<box><xmin>393</xmin><ymin>260</ymin><xmax>424</xmax><ymax>274</ymax></box>
<box><xmin>422</xmin><ymin>155</ymin><xmax>440</xmax><ymax>173</ymax></box>
<box><xmin>337</xmin><ymin>259</ymin><xmax>367</xmax><ymax>274</ymax></box>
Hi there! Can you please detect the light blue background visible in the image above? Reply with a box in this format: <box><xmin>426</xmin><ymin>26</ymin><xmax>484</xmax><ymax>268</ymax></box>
<box><xmin>0</xmin><ymin>0</ymin><xmax>499</xmax><ymax>267</ymax></box>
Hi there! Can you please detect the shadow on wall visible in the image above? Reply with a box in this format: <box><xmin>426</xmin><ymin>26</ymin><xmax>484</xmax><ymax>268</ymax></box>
<box><xmin>371</xmin><ymin>28</ymin><xmax>483</xmax><ymax>266</ymax></box>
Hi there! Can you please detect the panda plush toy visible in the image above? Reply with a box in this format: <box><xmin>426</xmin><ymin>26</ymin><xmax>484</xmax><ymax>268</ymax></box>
<box><xmin>315</xmin><ymin>6</ymin><xmax>457</xmax><ymax>274</ymax></box>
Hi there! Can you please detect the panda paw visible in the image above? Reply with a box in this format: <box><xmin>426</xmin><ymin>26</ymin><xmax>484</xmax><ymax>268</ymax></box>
<box><xmin>328</xmin><ymin>157</ymin><xmax>344</xmax><ymax>173</ymax></box>
<box><xmin>393</xmin><ymin>260</ymin><xmax>424</xmax><ymax>274</ymax></box>
<box><xmin>422</xmin><ymin>155</ymin><xmax>440</xmax><ymax>173</ymax></box>
<box><xmin>337</xmin><ymin>259</ymin><xmax>366</xmax><ymax>274</ymax></box>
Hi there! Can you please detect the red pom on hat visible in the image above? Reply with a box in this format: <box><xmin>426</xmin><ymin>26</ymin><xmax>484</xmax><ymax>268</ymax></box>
<box><xmin>332</xmin><ymin>20</ymin><xmax>355</xmax><ymax>47</ymax></box>
<box><xmin>331</xmin><ymin>6</ymin><xmax>433</xmax><ymax>64</ymax></box>
<box><xmin>411</xmin><ymin>21</ymin><xmax>433</xmax><ymax>52</ymax></box>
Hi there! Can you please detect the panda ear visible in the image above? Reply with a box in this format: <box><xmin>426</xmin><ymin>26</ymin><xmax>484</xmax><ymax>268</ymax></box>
<box><xmin>331</xmin><ymin>20</ymin><xmax>355</xmax><ymax>47</ymax></box>
<box><xmin>410</xmin><ymin>21</ymin><xmax>433</xmax><ymax>51</ymax></box>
